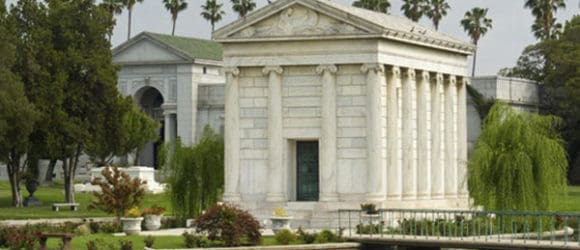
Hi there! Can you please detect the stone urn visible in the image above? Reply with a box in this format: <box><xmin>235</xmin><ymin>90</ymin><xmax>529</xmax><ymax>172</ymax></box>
<box><xmin>270</xmin><ymin>216</ymin><xmax>293</xmax><ymax>233</ymax></box>
<box><xmin>23</xmin><ymin>178</ymin><xmax>42</xmax><ymax>207</ymax></box>
<box><xmin>121</xmin><ymin>217</ymin><xmax>143</xmax><ymax>235</ymax></box>
<box><xmin>144</xmin><ymin>214</ymin><xmax>163</xmax><ymax>231</ymax></box>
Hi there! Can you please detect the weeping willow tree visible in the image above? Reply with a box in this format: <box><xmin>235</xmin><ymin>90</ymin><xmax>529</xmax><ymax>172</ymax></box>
<box><xmin>166</xmin><ymin>125</ymin><xmax>224</xmax><ymax>221</ymax></box>
<box><xmin>468</xmin><ymin>103</ymin><xmax>567</xmax><ymax>211</ymax></box>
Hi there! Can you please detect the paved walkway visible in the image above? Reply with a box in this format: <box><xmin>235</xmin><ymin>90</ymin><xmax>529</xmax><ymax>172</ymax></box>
<box><xmin>114</xmin><ymin>228</ymin><xmax>278</xmax><ymax>237</ymax></box>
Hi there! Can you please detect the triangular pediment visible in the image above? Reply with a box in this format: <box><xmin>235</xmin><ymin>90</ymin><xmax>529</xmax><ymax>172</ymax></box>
<box><xmin>113</xmin><ymin>33</ymin><xmax>191</xmax><ymax>64</ymax></box>
<box><xmin>215</xmin><ymin>0</ymin><xmax>381</xmax><ymax>40</ymax></box>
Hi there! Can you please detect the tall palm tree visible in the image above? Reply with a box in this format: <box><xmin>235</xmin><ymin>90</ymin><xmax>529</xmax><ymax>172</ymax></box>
<box><xmin>231</xmin><ymin>0</ymin><xmax>256</xmax><ymax>18</ymax></box>
<box><xmin>461</xmin><ymin>7</ymin><xmax>493</xmax><ymax>77</ymax></box>
<box><xmin>122</xmin><ymin>0</ymin><xmax>144</xmax><ymax>40</ymax></box>
<box><xmin>524</xmin><ymin>0</ymin><xmax>566</xmax><ymax>40</ymax></box>
<box><xmin>352</xmin><ymin>0</ymin><xmax>390</xmax><ymax>14</ymax></box>
<box><xmin>163</xmin><ymin>0</ymin><xmax>188</xmax><ymax>36</ymax></box>
<box><xmin>101</xmin><ymin>0</ymin><xmax>124</xmax><ymax>41</ymax></box>
<box><xmin>424</xmin><ymin>0</ymin><xmax>450</xmax><ymax>30</ymax></box>
<box><xmin>401</xmin><ymin>0</ymin><xmax>428</xmax><ymax>22</ymax></box>
<box><xmin>201</xmin><ymin>0</ymin><xmax>225</xmax><ymax>32</ymax></box>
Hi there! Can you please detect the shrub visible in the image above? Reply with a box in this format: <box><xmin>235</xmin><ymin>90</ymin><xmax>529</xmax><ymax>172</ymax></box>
<box><xmin>296</xmin><ymin>227</ymin><xmax>317</xmax><ymax>244</ymax></box>
<box><xmin>274</xmin><ymin>229</ymin><xmax>296</xmax><ymax>245</ymax></box>
<box><xmin>144</xmin><ymin>235</ymin><xmax>155</xmax><ymax>248</ymax></box>
<box><xmin>74</xmin><ymin>224</ymin><xmax>91</xmax><ymax>236</ymax></box>
<box><xmin>161</xmin><ymin>217</ymin><xmax>183</xmax><ymax>229</ymax></box>
<box><xmin>193</xmin><ymin>203</ymin><xmax>261</xmax><ymax>247</ymax></box>
<box><xmin>1</xmin><ymin>225</ymin><xmax>40</xmax><ymax>250</ymax></box>
<box><xmin>356</xmin><ymin>223</ymin><xmax>382</xmax><ymax>235</ymax></box>
<box><xmin>98</xmin><ymin>221</ymin><xmax>123</xmax><ymax>233</ymax></box>
<box><xmin>86</xmin><ymin>240</ymin><xmax>98</xmax><ymax>250</ymax></box>
<box><xmin>90</xmin><ymin>166</ymin><xmax>146</xmax><ymax>218</ymax></box>
<box><xmin>119</xmin><ymin>239</ymin><xmax>133</xmax><ymax>250</ymax></box>
<box><xmin>315</xmin><ymin>229</ymin><xmax>340</xmax><ymax>243</ymax></box>
<box><xmin>183</xmin><ymin>231</ymin><xmax>210</xmax><ymax>248</ymax></box>
<box><xmin>86</xmin><ymin>238</ymin><xmax>117</xmax><ymax>250</ymax></box>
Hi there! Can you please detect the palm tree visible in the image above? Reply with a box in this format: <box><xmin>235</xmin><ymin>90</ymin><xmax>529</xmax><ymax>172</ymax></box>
<box><xmin>163</xmin><ymin>0</ymin><xmax>188</xmax><ymax>36</ymax></box>
<box><xmin>461</xmin><ymin>7</ymin><xmax>492</xmax><ymax>77</ymax></box>
<box><xmin>424</xmin><ymin>0</ymin><xmax>450</xmax><ymax>30</ymax></box>
<box><xmin>401</xmin><ymin>0</ymin><xmax>428</xmax><ymax>22</ymax></box>
<box><xmin>352</xmin><ymin>0</ymin><xmax>390</xmax><ymax>14</ymax></box>
<box><xmin>122</xmin><ymin>0</ymin><xmax>144</xmax><ymax>40</ymax></box>
<box><xmin>524</xmin><ymin>0</ymin><xmax>566</xmax><ymax>40</ymax></box>
<box><xmin>231</xmin><ymin>0</ymin><xmax>256</xmax><ymax>18</ymax></box>
<box><xmin>201</xmin><ymin>0</ymin><xmax>225</xmax><ymax>32</ymax></box>
<box><xmin>101</xmin><ymin>0</ymin><xmax>124</xmax><ymax>41</ymax></box>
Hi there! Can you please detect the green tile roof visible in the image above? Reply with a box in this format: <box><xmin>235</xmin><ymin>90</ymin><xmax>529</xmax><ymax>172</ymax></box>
<box><xmin>145</xmin><ymin>32</ymin><xmax>223</xmax><ymax>61</ymax></box>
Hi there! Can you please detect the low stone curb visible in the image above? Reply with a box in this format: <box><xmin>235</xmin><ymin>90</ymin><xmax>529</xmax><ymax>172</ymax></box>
<box><xmin>146</xmin><ymin>243</ymin><xmax>361</xmax><ymax>250</ymax></box>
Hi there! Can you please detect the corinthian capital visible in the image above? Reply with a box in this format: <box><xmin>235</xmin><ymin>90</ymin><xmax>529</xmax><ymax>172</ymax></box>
<box><xmin>316</xmin><ymin>64</ymin><xmax>338</xmax><ymax>75</ymax></box>
<box><xmin>262</xmin><ymin>65</ymin><xmax>284</xmax><ymax>76</ymax></box>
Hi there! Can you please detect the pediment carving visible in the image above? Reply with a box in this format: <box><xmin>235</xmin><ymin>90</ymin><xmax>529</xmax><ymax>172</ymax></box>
<box><xmin>230</xmin><ymin>5</ymin><xmax>367</xmax><ymax>38</ymax></box>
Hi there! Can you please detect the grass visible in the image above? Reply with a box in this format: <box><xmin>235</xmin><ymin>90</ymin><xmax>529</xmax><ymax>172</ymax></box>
<box><xmin>553</xmin><ymin>185</ymin><xmax>580</xmax><ymax>212</ymax></box>
<box><xmin>0</xmin><ymin>181</ymin><xmax>172</xmax><ymax>220</ymax></box>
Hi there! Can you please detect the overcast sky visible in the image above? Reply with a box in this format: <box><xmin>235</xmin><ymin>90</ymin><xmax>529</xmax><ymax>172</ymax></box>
<box><xmin>4</xmin><ymin>0</ymin><xmax>579</xmax><ymax>76</ymax></box>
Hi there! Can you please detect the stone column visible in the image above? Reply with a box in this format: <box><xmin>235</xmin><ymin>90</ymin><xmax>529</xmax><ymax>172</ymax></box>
<box><xmin>223</xmin><ymin>67</ymin><xmax>241</xmax><ymax>202</ymax></box>
<box><xmin>317</xmin><ymin>64</ymin><xmax>339</xmax><ymax>202</ymax></box>
<box><xmin>164</xmin><ymin>113</ymin><xmax>173</xmax><ymax>143</ymax></box>
<box><xmin>417</xmin><ymin>71</ymin><xmax>430</xmax><ymax>199</ymax></box>
<box><xmin>264</xmin><ymin>65</ymin><xmax>285</xmax><ymax>202</ymax></box>
<box><xmin>444</xmin><ymin>75</ymin><xmax>457</xmax><ymax>197</ymax></box>
<box><xmin>457</xmin><ymin>78</ymin><xmax>469</xmax><ymax>198</ymax></box>
<box><xmin>361</xmin><ymin>63</ymin><xmax>386</xmax><ymax>201</ymax></box>
<box><xmin>387</xmin><ymin>67</ymin><xmax>402</xmax><ymax>200</ymax></box>
<box><xmin>430</xmin><ymin>73</ymin><xmax>444</xmax><ymax>199</ymax></box>
<box><xmin>402</xmin><ymin>68</ymin><xmax>416</xmax><ymax>200</ymax></box>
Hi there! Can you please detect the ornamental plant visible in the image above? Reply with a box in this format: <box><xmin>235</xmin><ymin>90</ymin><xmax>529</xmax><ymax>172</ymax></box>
<box><xmin>143</xmin><ymin>205</ymin><xmax>165</xmax><ymax>215</ymax></box>
<box><xmin>90</xmin><ymin>166</ymin><xmax>146</xmax><ymax>219</ymax></box>
<box><xmin>360</xmin><ymin>203</ymin><xmax>378</xmax><ymax>214</ymax></box>
<box><xmin>273</xmin><ymin>207</ymin><xmax>288</xmax><ymax>217</ymax></box>
<box><xmin>124</xmin><ymin>207</ymin><xmax>141</xmax><ymax>218</ymax></box>
<box><xmin>193</xmin><ymin>203</ymin><xmax>261</xmax><ymax>247</ymax></box>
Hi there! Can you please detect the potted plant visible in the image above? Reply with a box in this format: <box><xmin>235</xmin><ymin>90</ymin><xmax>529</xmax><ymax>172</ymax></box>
<box><xmin>121</xmin><ymin>206</ymin><xmax>144</xmax><ymax>235</ymax></box>
<box><xmin>143</xmin><ymin>205</ymin><xmax>165</xmax><ymax>230</ymax></box>
<box><xmin>270</xmin><ymin>207</ymin><xmax>292</xmax><ymax>233</ymax></box>
<box><xmin>360</xmin><ymin>203</ymin><xmax>378</xmax><ymax>215</ymax></box>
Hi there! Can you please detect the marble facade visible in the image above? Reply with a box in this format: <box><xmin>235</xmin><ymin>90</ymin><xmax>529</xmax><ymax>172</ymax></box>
<box><xmin>215</xmin><ymin>0</ymin><xmax>475</xmax><ymax>227</ymax></box>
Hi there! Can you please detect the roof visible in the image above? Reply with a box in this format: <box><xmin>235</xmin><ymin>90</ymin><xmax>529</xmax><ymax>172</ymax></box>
<box><xmin>113</xmin><ymin>32</ymin><xmax>223</xmax><ymax>61</ymax></box>
<box><xmin>214</xmin><ymin>0</ymin><xmax>474</xmax><ymax>54</ymax></box>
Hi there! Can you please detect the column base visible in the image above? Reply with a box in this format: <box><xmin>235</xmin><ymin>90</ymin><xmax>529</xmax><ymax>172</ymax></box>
<box><xmin>416</xmin><ymin>193</ymin><xmax>431</xmax><ymax>200</ymax></box>
<box><xmin>430</xmin><ymin>193</ymin><xmax>445</xmax><ymax>199</ymax></box>
<box><xmin>265</xmin><ymin>192</ymin><xmax>286</xmax><ymax>202</ymax></box>
<box><xmin>386</xmin><ymin>194</ymin><xmax>402</xmax><ymax>200</ymax></box>
<box><xmin>402</xmin><ymin>194</ymin><xmax>417</xmax><ymax>201</ymax></box>
<box><xmin>319</xmin><ymin>193</ymin><xmax>339</xmax><ymax>202</ymax></box>
<box><xmin>365</xmin><ymin>192</ymin><xmax>385</xmax><ymax>201</ymax></box>
<box><xmin>223</xmin><ymin>192</ymin><xmax>242</xmax><ymax>202</ymax></box>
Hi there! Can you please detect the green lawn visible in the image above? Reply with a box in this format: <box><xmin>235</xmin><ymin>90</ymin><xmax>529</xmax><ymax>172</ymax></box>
<box><xmin>553</xmin><ymin>185</ymin><xmax>580</xmax><ymax>212</ymax></box>
<box><xmin>0</xmin><ymin>181</ymin><xmax>172</xmax><ymax>219</ymax></box>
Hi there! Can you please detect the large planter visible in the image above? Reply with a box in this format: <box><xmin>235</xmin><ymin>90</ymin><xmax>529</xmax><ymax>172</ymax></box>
<box><xmin>144</xmin><ymin>214</ymin><xmax>163</xmax><ymax>231</ymax></box>
<box><xmin>121</xmin><ymin>217</ymin><xmax>143</xmax><ymax>235</ymax></box>
<box><xmin>270</xmin><ymin>216</ymin><xmax>293</xmax><ymax>233</ymax></box>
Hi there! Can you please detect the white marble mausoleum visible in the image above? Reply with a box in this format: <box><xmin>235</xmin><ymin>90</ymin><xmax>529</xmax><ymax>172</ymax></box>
<box><xmin>215</xmin><ymin>0</ymin><xmax>475</xmax><ymax>227</ymax></box>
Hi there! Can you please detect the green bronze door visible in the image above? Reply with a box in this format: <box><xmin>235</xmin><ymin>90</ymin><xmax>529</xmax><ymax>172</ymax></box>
<box><xmin>296</xmin><ymin>141</ymin><xmax>319</xmax><ymax>201</ymax></box>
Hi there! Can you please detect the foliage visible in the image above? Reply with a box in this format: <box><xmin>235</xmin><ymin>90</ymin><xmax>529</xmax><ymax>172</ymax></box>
<box><xmin>273</xmin><ymin>207</ymin><xmax>288</xmax><ymax>217</ymax></box>
<box><xmin>120</xmin><ymin>101</ymin><xmax>160</xmax><ymax>166</ymax></box>
<box><xmin>90</xmin><ymin>167</ymin><xmax>146</xmax><ymax>219</ymax></box>
<box><xmin>401</xmin><ymin>0</ymin><xmax>428</xmax><ymax>22</ymax></box>
<box><xmin>74</xmin><ymin>224</ymin><xmax>91</xmax><ymax>236</ymax></box>
<box><xmin>468</xmin><ymin>103</ymin><xmax>568</xmax><ymax>211</ymax></box>
<box><xmin>125</xmin><ymin>206</ymin><xmax>141</xmax><ymax>218</ymax></box>
<box><xmin>274</xmin><ymin>229</ymin><xmax>296</xmax><ymax>245</ymax></box>
<box><xmin>423</xmin><ymin>0</ymin><xmax>449</xmax><ymax>30</ymax></box>
<box><xmin>119</xmin><ymin>239</ymin><xmax>133</xmax><ymax>250</ymax></box>
<box><xmin>143</xmin><ymin>205</ymin><xmax>165</xmax><ymax>215</ymax></box>
<box><xmin>296</xmin><ymin>227</ymin><xmax>317</xmax><ymax>244</ymax></box>
<box><xmin>0</xmin><ymin>225</ymin><xmax>40</xmax><ymax>250</ymax></box>
<box><xmin>163</xmin><ymin>0</ymin><xmax>187</xmax><ymax>36</ymax></box>
<box><xmin>144</xmin><ymin>235</ymin><xmax>155</xmax><ymax>248</ymax></box>
<box><xmin>193</xmin><ymin>203</ymin><xmax>261</xmax><ymax>247</ymax></box>
<box><xmin>356</xmin><ymin>223</ymin><xmax>382</xmax><ymax>234</ymax></box>
<box><xmin>231</xmin><ymin>0</ymin><xmax>256</xmax><ymax>18</ymax></box>
<box><xmin>201</xmin><ymin>0</ymin><xmax>225</xmax><ymax>32</ymax></box>
<box><xmin>166</xmin><ymin>125</ymin><xmax>224</xmax><ymax>221</ymax></box>
<box><xmin>352</xmin><ymin>0</ymin><xmax>390</xmax><ymax>14</ymax></box>
<box><xmin>360</xmin><ymin>203</ymin><xmax>378</xmax><ymax>214</ymax></box>
<box><xmin>498</xmin><ymin>43</ymin><xmax>547</xmax><ymax>82</ymax></box>
<box><xmin>466</xmin><ymin>85</ymin><xmax>496</xmax><ymax>121</ymax></box>
<box><xmin>182</xmin><ymin>231</ymin><xmax>211</xmax><ymax>248</ymax></box>
<box><xmin>461</xmin><ymin>7</ymin><xmax>493</xmax><ymax>77</ymax></box>
<box><xmin>524</xmin><ymin>0</ymin><xmax>566</xmax><ymax>40</ymax></box>
<box><xmin>315</xmin><ymin>229</ymin><xmax>341</xmax><ymax>243</ymax></box>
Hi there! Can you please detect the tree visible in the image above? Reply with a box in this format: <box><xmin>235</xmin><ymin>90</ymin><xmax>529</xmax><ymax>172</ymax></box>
<box><xmin>166</xmin><ymin>126</ymin><xmax>224</xmax><ymax>221</ymax></box>
<box><xmin>468</xmin><ymin>103</ymin><xmax>567</xmax><ymax>211</ymax></box>
<box><xmin>90</xmin><ymin>167</ymin><xmax>146</xmax><ymax>219</ymax></box>
<box><xmin>524</xmin><ymin>0</ymin><xmax>566</xmax><ymax>40</ymax></box>
<box><xmin>120</xmin><ymin>101</ymin><xmax>160</xmax><ymax>166</ymax></box>
<box><xmin>401</xmin><ymin>0</ymin><xmax>428</xmax><ymax>22</ymax></box>
<box><xmin>498</xmin><ymin>43</ymin><xmax>547</xmax><ymax>82</ymax></box>
<box><xmin>352</xmin><ymin>0</ymin><xmax>390</xmax><ymax>14</ymax></box>
<box><xmin>100</xmin><ymin>0</ymin><xmax>124</xmax><ymax>41</ymax></box>
<box><xmin>466</xmin><ymin>85</ymin><xmax>496</xmax><ymax>121</ymax></box>
<box><xmin>460</xmin><ymin>7</ymin><xmax>492</xmax><ymax>77</ymax></box>
<box><xmin>201</xmin><ymin>0</ymin><xmax>225</xmax><ymax>33</ymax></box>
<box><xmin>122</xmin><ymin>0</ymin><xmax>143</xmax><ymax>40</ymax></box>
<box><xmin>424</xmin><ymin>0</ymin><xmax>450</xmax><ymax>30</ymax></box>
<box><xmin>163</xmin><ymin>0</ymin><xmax>187</xmax><ymax>36</ymax></box>
<box><xmin>231</xmin><ymin>0</ymin><xmax>256</xmax><ymax>18</ymax></box>
<box><xmin>0</xmin><ymin>1</ymin><xmax>39</xmax><ymax>206</ymax></box>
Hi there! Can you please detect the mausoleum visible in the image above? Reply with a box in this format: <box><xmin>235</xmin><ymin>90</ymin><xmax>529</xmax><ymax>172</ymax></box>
<box><xmin>215</xmin><ymin>0</ymin><xmax>475</xmax><ymax>227</ymax></box>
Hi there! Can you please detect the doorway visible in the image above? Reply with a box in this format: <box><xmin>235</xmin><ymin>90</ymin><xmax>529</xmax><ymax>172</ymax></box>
<box><xmin>296</xmin><ymin>141</ymin><xmax>319</xmax><ymax>201</ymax></box>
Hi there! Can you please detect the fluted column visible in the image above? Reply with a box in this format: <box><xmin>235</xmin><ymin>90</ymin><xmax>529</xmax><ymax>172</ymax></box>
<box><xmin>264</xmin><ymin>65</ymin><xmax>285</xmax><ymax>202</ymax></box>
<box><xmin>361</xmin><ymin>63</ymin><xmax>386</xmax><ymax>201</ymax></box>
<box><xmin>417</xmin><ymin>71</ymin><xmax>430</xmax><ymax>199</ymax></box>
<box><xmin>457</xmin><ymin>77</ymin><xmax>469</xmax><ymax>198</ymax></box>
<box><xmin>317</xmin><ymin>64</ymin><xmax>339</xmax><ymax>202</ymax></box>
<box><xmin>223</xmin><ymin>67</ymin><xmax>241</xmax><ymax>202</ymax></box>
<box><xmin>387</xmin><ymin>67</ymin><xmax>402</xmax><ymax>200</ymax></box>
<box><xmin>430</xmin><ymin>73</ymin><xmax>444</xmax><ymax>198</ymax></box>
<box><xmin>402</xmin><ymin>68</ymin><xmax>416</xmax><ymax>200</ymax></box>
<box><xmin>444</xmin><ymin>75</ymin><xmax>457</xmax><ymax>197</ymax></box>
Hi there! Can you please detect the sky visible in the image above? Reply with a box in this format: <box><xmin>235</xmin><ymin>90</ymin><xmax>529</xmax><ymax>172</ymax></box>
<box><xmin>4</xmin><ymin>0</ymin><xmax>579</xmax><ymax>76</ymax></box>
